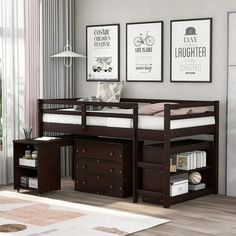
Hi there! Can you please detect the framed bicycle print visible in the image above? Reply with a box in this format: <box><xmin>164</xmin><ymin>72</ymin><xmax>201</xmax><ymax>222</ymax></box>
<box><xmin>86</xmin><ymin>24</ymin><xmax>120</xmax><ymax>81</ymax></box>
<box><xmin>170</xmin><ymin>18</ymin><xmax>212</xmax><ymax>82</ymax></box>
<box><xmin>126</xmin><ymin>21</ymin><xmax>163</xmax><ymax>82</ymax></box>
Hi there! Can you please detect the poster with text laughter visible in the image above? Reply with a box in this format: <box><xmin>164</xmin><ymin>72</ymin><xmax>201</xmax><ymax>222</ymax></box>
<box><xmin>171</xmin><ymin>18</ymin><xmax>212</xmax><ymax>82</ymax></box>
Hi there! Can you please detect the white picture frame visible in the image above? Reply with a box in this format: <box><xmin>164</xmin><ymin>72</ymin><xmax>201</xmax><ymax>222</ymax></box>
<box><xmin>86</xmin><ymin>24</ymin><xmax>120</xmax><ymax>81</ymax></box>
<box><xmin>170</xmin><ymin>18</ymin><xmax>212</xmax><ymax>82</ymax></box>
<box><xmin>126</xmin><ymin>21</ymin><xmax>163</xmax><ymax>82</ymax></box>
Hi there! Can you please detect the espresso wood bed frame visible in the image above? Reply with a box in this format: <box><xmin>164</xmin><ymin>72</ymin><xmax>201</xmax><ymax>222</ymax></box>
<box><xmin>38</xmin><ymin>98</ymin><xmax>219</xmax><ymax>208</ymax></box>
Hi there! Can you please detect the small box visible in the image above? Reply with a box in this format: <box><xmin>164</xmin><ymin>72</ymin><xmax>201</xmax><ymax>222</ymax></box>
<box><xmin>29</xmin><ymin>177</ymin><xmax>38</xmax><ymax>189</ymax></box>
<box><xmin>170</xmin><ymin>179</ymin><xmax>188</xmax><ymax>197</ymax></box>
<box><xmin>19</xmin><ymin>158</ymin><xmax>37</xmax><ymax>167</ymax></box>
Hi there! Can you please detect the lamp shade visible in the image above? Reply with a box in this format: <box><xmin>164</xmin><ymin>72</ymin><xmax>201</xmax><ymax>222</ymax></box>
<box><xmin>51</xmin><ymin>42</ymin><xmax>85</xmax><ymax>67</ymax></box>
<box><xmin>51</xmin><ymin>50</ymin><xmax>85</xmax><ymax>58</ymax></box>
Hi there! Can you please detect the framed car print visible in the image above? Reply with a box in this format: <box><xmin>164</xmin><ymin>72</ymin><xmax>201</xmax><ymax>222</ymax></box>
<box><xmin>86</xmin><ymin>24</ymin><xmax>120</xmax><ymax>81</ymax></box>
<box><xmin>170</xmin><ymin>18</ymin><xmax>212</xmax><ymax>82</ymax></box>
<box><xmin>126</xmin><ymin>21</ymin><xmax>163</xmax><ymax>82</ymax></box>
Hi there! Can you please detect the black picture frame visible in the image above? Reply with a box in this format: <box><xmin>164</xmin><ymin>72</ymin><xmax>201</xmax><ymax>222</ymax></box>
<box><xmin>170</xmin><ymin>18</ymin><xmax>212</xmax><ymax>83</ymax></box>
<box><xmin>126</xmin><ymin>21</ymin><xmax>164</xmax><ymax>82</ymax></box>
<box><xmin>86</xmin><ymin>24</ymin><xmax>120</xmax><ymax>82</ymax></box>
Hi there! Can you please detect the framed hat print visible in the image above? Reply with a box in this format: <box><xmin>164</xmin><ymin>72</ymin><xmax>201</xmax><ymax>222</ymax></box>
<box><xmin>170</xmin><ymin>18</ymin><xmax>212</xmax><ymax>82</ymax></box>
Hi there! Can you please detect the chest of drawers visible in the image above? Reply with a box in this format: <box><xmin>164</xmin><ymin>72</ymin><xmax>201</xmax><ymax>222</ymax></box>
<box><xmin>74</xmin><ymin>137</ymin><xmax>132</xmax><ymax>198</ymax></box>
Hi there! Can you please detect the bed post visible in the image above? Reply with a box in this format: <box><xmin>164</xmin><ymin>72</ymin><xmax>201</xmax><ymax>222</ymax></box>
<box><xmin>213</xmin><ymin>101</ymin><xmax>219</xmax><ymax>194</ymax></box>
<box><xmin>132</xmin><ymin>103</ymin><xmax>138</xmax><ymax>203</ymax></box>
<box><xmin>37</xmin><ymin>99</ymin><xmax>43</xmax><ymax>137</ymax></box>
<box><xmin>163</xmin><ymin>104</ymin><xmax>171</xmax><ymax>208</ymax></box>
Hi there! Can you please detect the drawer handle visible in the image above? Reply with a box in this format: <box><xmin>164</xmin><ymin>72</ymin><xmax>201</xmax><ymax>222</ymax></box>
<box><xmin>76</xmin><ymin>149</ymin><xmax>79</xmax><ymax>153</ymax></box>
<box><xmin>110</xmin><ymin>152</ymin><xmax>114</xmax><ymax>156</ymax></box>
<box><xmin>82</xmin><ymin>149</ymin><xmax>87</xmax><ymax>153</ymax></box>
<box><xmin>96</xmin><ymin>159</ymin><xmax>100</xmax><ymax>163</ymax></box>
<box><xmin>110</xmin><ymin>168</ymin><xmax>114</xmax><ymax>173</ymax></box>
<box><xmin>96</xmin><ymin>175</ymin><xmax>100</xmax><ymax>179</ymax></box>
<box><xmin>82</xmin><ymin>164</ymin><xmax>87</xmax><ymax>169</ymax></box>
<box><xmin>76</xmin><ymin>165</ymin><xmax>79</xmax><ymax>168</ymax></box>
<box><xmin>119</xmin><ymin>170</ymin><xmax>122</xmax><ymax>174</ymax></box>
<box><xmin>82</xmin><ymin>180</ymin><xmax>87</xmax><ymax>184</ymax></box>
<box><xmin>119</xmin><ymin>153</ymin><xmax>122</xmax><ymax>158</ymax></box>
<box><xmin>110</xmin><ymin>184</ymin><xmax>114</xmax><ymax>189</ymax></box>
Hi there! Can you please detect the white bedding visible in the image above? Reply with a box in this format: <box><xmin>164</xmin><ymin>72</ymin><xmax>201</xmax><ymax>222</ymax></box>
<box><xmin>43</xmin><ymin>108</ymin><xmax>215</xmax><ymax>130</ymax></box>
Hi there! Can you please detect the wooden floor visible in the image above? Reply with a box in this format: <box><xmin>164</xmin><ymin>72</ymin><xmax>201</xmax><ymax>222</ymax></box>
<box><xmin>1</xmin><ymin>178</ymin><xmax>236</xmax><ymax>236</ymax></box>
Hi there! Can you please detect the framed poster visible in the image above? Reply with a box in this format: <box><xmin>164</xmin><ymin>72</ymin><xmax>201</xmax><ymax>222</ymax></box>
<box><xmin>170</xmin><ymin>18</ymin><xmax>212</xmax><ymax>82</ymax></box>
<box><xmin>126</xmin><ymin>21</ymin><xmax>163</xmax><ymax>82</ymax></box>
<box><xmin>86</xmin><ymin>24</ymin><xmax>120</xmax><ymax>81</ymax></box>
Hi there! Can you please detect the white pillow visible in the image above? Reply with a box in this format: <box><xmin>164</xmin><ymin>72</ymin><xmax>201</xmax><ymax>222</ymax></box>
<box><xmin>96</xmin><ymin>82</ymin><xmax>124</xmax><ymax>102</ymax></box>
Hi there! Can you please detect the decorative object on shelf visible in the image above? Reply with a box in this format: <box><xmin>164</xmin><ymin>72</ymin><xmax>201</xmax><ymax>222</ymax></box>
<box><xmin>86</xmin><ymin>24</ymin><xmax>120</xmax><ymax>81</ymax></box>
<box><xmin>126</xmin><ymin>21</ymin><xmax>163</xmax><ymax>82</ymax></box>
<box><xmin>170</xmin><ymin>18</ymin><xmax>212</xmax><ymax>82</ymax></box>
<box><xmin>24</xmin><ymin>149</ymin><xmax>32</xmax><ymax>159</ymax></box>
<box><xmin>188</xmin><ymin>171</ymin><xmax>202</xmax><ymax>185</ymax></box>
<box><xmin>51</xmin><ymin>41</ymin><xmax>85</xmax><ymax>67</ymax></box>
<box><xmin>23</xmin><ymin>127</ymin><xmax>32</xmax><ymax>139</ymax></box>
<box><xmin>170</xmin><ymin>157</ymin><xmax>177</xmax><ymax>173</ymax></box>
<box><xmin>31</xmin><ymin>151</ymin><xmax>38</xmax><ymax>159</ymax></box>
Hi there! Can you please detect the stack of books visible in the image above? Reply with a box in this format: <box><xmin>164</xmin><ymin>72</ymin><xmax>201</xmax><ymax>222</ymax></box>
<box><xmin>20</xmin><ymin>176</ymin><xmax>29</xmax><ymax>187</ymax></box>
<box><xmin>189</xmin><ymin>183</ymin><xmax>206</xmax><ymax>191</ymax></box>
<box><xmin>176</xmin><ymin>151</ymin><xmax>207</xmax><ymax>170</ymax></box>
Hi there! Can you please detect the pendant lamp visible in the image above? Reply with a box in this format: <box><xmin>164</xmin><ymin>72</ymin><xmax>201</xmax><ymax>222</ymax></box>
<box><xmin>51</xmin><ymin>41</ymin><xmax>85</xmax><ymax>67</ymax></box>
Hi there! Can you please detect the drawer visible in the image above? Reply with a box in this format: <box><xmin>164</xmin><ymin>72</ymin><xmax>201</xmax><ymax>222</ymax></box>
<box><xmin>143</xmin><ymin>145</ymin><xmax>164</xmax><ymax>164</ymax></box>
<box><xmin>74</xmin><ymin>141</ymin><xmax>124</xmax><ymax>162</ymax></box>
<box><xmin>75</xmin><ymin>175</ymin><xmax>124</xmax><ymax>197</ymax></box>
<box><xmin>142</xmin><ymin>167</ymin><xmax>164</xmax><ymax>192</ymax></box>
<box><xmin>75</xmin><ymin>158</ymin><xmax>123</xmax><ymax>178</ymax></box>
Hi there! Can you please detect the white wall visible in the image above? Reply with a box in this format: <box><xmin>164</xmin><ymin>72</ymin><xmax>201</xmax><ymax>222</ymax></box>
<box><xmin>74</xmin><ymin>0</ymin><xmax>236</xmax><ymax>194</ymax></box>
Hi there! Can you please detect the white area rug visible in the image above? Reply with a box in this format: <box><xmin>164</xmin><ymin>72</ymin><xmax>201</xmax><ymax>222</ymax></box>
<box><xmin>0</xmin><ymin>191</ymin><xmax>169</xmax><ymax>236</ymax></box>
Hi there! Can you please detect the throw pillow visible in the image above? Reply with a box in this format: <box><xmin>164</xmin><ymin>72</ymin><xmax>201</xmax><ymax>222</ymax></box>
<box><xmin>96</xmin><ymin>82</ymin><xmax>124</xmax><ymax>103</ymax></box>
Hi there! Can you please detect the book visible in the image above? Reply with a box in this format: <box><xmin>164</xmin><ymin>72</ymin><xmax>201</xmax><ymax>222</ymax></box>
<box><xmin>189</xmin><ymin>183</ymin><xmax>206</xmax><ymax>191</ymax></box>
<box><xmin>177</xmin><ymin>150</ymin><xmax>207</xmax><ymax>170</ymax></box>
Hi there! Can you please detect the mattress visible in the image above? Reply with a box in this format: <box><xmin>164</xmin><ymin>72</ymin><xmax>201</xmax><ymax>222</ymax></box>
<box><xmin>42</xmin><ymin>108</ymin><xmax>215</xmax><ymax>131</ymax></box>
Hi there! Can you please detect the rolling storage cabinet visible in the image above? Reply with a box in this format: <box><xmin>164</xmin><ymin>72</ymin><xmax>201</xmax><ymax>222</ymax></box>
<box><xmin>74</xmin><ymin>137</ymin><xmax>133</xmax><ymax>197</ymax></box>
<box><xmin>13</xmin><ymin>139</ymin><xmax>61</xmax><ymax>194</ymax></box>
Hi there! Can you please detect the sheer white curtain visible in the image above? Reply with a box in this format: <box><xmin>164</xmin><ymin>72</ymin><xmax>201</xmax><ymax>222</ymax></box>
<box><xmin>0</xmin><ymin>0</ymin><xmax>25</xmax><ymax>185</ymax></box>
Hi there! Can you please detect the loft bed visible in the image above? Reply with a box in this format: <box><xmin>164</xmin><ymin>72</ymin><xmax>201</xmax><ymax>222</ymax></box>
<box><xmin>38</xmin><ymin>98</ymin><xmax>219</xmax><ymax>208</ymax></box>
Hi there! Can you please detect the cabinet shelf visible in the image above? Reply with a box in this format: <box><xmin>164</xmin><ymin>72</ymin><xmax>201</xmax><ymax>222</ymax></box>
<box><xmin>17</xmin><ymin>165</ymin><xmax>37</xmax><ymax>170</ymax></box>
<box><xmin>170</xmin><ymin>166</ymin><xmax>212</xmax><ymax>176</ymax></box>
<box><xmin>13</xmin><ymin>138</ymin><xmax>61</xmax><ymax>194</ymax></box>
<box><xmin>169</xmin><ymin>187</ymin><xmax>213</xmax><ymax>205</ymax></box>
<box><xmin>17</xmin><ymin>185</ymin><xmax>38</xmax><ymax>191</ymax></box>
<box><xmin>139</xmin><ymin>138</ymin><xmax>215</xmax><ymax>207</ymax></box>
